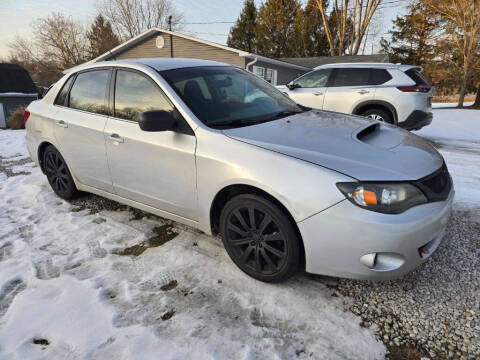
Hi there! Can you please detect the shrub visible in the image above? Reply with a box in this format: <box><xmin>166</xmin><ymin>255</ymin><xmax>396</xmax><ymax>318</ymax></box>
<box><xmin>7</xmin><ymin>107</ymin><xmax>26</xmax><ymax>130</ymax></box>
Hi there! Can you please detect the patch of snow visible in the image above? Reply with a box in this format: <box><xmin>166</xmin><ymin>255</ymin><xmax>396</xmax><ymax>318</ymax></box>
<box><xmin>0</xmin><ymin>129</ymin><xmax>29</xmax><ymax>159</ymax></box>
<box><xmin>416</xmin><ymin>108</ymin><xmax>480</xmax><ymax>206</ymax></box>
<box><xmin>432</xmin><ymin>102</ymin><xmax>473</xmax><ymax>108</ymax></box>
<box><xmin>10</xmin><ymin>162</ymin><xmax>36</xmax><ymax>174</ymax></box>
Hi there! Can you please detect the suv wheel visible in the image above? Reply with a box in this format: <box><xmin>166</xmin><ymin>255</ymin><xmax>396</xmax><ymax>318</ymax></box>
<box><xmin>219</xmin><ymin>194</ymin><xmax>300</xmax><ymax>283</ymax></box>
<box><xmin>43</xmin><ymin>145</ymin><xmax>78</xmax><ymax>200</ymax></box>
<box><xmin>361</xmin><ymin>108</ymin><xmax>394</xmax><ymax>125</ymax></box>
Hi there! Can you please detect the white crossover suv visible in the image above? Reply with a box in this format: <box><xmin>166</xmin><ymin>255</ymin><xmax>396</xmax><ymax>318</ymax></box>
<box><xmin>279</xmin><ymin>63</ymin><xmax>434</xmax><ymax>130</ymax></box>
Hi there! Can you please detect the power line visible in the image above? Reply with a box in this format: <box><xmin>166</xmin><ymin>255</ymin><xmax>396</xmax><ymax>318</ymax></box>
<box><xmin>178</xmin><ymin>0</ymin><xmax>409</xmax><ymax>25</ymax></box>
<box><xmin>181</xmin><ymin>30</ymin><xmax>229</xmax><ymax>36</ymax></box>
<box><xmin>179</xmin><ymin>21</ymin><xmax>234</xmax><ymax>25</ymax></box>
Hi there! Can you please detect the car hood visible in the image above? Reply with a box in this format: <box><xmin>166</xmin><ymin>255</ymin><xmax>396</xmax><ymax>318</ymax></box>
<box><xmin>222</xmin><ymin>110</ymin><xmax>443</xmax><ymax>181</ymax></box>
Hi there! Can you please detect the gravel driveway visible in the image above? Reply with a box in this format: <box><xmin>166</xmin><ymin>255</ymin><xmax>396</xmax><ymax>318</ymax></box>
<box><xmin>338</xmin><ymin>209</ymin><xmax>480</xmax><ymax>359</ymax></box>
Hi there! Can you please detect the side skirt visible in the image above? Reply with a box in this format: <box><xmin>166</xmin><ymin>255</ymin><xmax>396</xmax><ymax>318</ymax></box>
<box><xmin>76</xmin><ymin>182</ymin><xmax>209</xmax><ymax>234</ymax></box>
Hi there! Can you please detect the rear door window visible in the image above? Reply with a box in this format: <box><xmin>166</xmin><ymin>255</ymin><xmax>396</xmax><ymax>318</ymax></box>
<box><xmin>69</xmin><ymin>70</ymin><xmax>110</xmax><ymax>115</ymax></box>
<box><xmin>332</xmin><ymin>68</ymin><xmax>371</xmax><ymax>86</ymax></box>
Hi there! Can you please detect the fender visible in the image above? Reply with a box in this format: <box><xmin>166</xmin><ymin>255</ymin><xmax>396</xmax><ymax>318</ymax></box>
<box><xmin>352</xmin><ymin>100</ymin><xmax>398</xmax><ymax>124</ymax></box>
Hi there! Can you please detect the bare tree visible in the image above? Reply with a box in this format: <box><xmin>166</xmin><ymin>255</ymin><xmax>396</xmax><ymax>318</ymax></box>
<box><xmin>315</xmin><ymin>0</ymin><xmax>382</xmax><ymax>56</ymax></box>
<box><xmin>9</xmin><ymin>13</ymin><xmax>87</xmax><ymax>71</ymax></box>
<box><xmin>423</xmin><ymin>0</ymin><xmax>480</xmax><ymax>107</ymax></box>
<box><xmin>98</xmin><ymin>0</ymin><xmax>183</xmax><ymax>40</ymax></box>
<box><xmin>9</xmin><ymin>12</ymin><xmax>88</xmax><ymax>87</ymax></box>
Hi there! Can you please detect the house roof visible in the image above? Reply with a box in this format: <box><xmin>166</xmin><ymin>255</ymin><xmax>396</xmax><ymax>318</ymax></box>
<box><xmin>89</xmin><ymin>28</ymin><xmax>310</xmax><ymax>72</ymax></box>
<box><xmin>0</xmin><ymin>63</ymin><xmax>37</xmax><ymax>94</ymax></box>
<box><xmin>280</xmin><ymin>54</ymin><xmax>389</xmax><ymax>69</ymax></box>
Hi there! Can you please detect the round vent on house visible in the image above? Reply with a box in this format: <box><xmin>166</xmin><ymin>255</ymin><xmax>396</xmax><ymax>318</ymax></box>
<box><xmin>156</xmin><ymin>36</ymin><xmax>165</xmax><ymax>49</ymax></box>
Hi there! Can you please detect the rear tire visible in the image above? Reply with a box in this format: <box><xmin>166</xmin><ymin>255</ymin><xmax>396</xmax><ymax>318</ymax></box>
<box><xmin>361</xmin><ymin>108</ymin><xmax>394</xmax><ymax>125</ymax></box>
<box><xmin>219</xmin><ymin>194</ymin><xmax>300</xmax><ymax>283</ymax></box>
<box><xmin>43</xmin><ymin>145</ymin><xmax>77</xmax><ymax>200</ymax></box>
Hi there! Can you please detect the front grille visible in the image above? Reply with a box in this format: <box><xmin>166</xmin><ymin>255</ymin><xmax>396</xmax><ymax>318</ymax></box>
<box><xmin>414</xmin><ymin>163</ymin><xmax>452</xmax><ymax>202</ymax></box>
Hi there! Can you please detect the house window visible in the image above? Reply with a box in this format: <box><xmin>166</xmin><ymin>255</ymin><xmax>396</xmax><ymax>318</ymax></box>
<box><xmin>251</xmin><ymin>66</ymin><xmax>277</xmax><ymax>86</ymax></box>
<box><xmin>252</xmin><ymin>65</ymin><xmax>264</xmax><ymax>79</ymax></box>
<box><xmin>265</xmin><ymin>68</ymin><xmax>277</xmax><ymax>85</ymax></box>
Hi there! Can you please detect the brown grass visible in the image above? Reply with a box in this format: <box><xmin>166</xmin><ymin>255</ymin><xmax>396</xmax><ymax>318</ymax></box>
<box><xmin>7</xmin><ymin>107</ymin><xmax>26</xmax><ymax>130</ymax></box>
<box><xmin>432</xmin><ymin>94</ymin><xmax>475</xmax><ymax>103</ymax></box>
<box><xmin>386</xmin><ymin>345</ymin><xmax>429</xmax><ymax>360</ymax></box>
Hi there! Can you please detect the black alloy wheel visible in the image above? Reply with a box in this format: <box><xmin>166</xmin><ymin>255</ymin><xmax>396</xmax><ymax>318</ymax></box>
<box><xmin>220</xmin><ymin>194</ymin><xmax>300</xmax><ymax>282</ymax></box>
<box><xmin>43</xmin><ymin>145</ymin><xmax>77</xmax><ymax>199</ymax></box>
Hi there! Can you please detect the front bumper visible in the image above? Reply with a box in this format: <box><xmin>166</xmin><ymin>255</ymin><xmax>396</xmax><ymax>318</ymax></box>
<box><xmin>399</xmin><ymin>110</ymin><xmax>433</xmax><ymax>131</ymax></box>
<box><xmin>298</xmin><ymin>189</ymin><xmax>454</xmax><ymax>280</ymax></box>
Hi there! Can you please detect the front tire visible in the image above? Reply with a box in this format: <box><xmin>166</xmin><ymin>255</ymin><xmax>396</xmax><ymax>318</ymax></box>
<box><xmin>219</xmin><ymin>194</ymin><xmax>300</xmax><ymax>283</ymax></box>
<box><xmin>361</xmin><ymin>108</ymin><xmax>394</xmax><ymax>125</ymax></box>
<box><xmin>43</xmin><ymin>145</ymin><xmax>77</xmax><ymax>200</ymax></box>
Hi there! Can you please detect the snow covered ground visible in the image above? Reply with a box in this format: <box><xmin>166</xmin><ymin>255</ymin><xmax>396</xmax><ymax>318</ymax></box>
<box><xmin>0</xmin><ymin>106</ymin><xmax>478</xmax><ymax>359</ymax></box>
<box><xmin>0</xmin><ymin>131</ymin><xmax>385</xmax><ymax>359</ymax></box>
<box><xmin>432</xmin><ymin>102</ymin><xmax>474</xmax><ymax>108</ymax></box>
<box><xmin>416</xmin><ymin>108</ymin><xmax>480</xmax><ymax>206</ymax></box>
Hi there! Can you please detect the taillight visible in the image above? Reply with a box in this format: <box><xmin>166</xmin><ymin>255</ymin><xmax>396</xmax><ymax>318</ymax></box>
<box><xmin>24</xmin><ymin>110</ymin><xmax>30</xmax><ymax>124</ymax></box>
<box><xmin>396</xmin><ymin>85</ymin><xmax>431</xmax><ymax>93</ymax></box>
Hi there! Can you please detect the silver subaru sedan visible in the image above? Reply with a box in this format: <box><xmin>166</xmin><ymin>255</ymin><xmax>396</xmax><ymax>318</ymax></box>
<box><xmin>25</xmin><ymin>58</ymin><xmax>454</xmax><ymax>282</ymax></box>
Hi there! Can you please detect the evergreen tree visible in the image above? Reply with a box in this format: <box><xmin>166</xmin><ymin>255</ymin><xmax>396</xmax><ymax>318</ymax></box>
<box><xmin>293</xmin><ymin>0</ymin><xmax>329</xmax><ymax>57</ymax></box>
<box><xmin>87</xmin><ymin>15</ymin><xmax>121</xmax><ymax>59</ymax></box>
<box><xmin>380</xmin><ymin>1</ymin><xmax>439</xmax><ymax>67</ymax></box>
<box><xmin>255</xmin><ymin>0</ymin><xmax>302</xmax><ymax>58</ymax></box>
<box><xmin>227</xmin><ymin>0</ymin><xmax>258</xmax><ymax>53</ymax></box>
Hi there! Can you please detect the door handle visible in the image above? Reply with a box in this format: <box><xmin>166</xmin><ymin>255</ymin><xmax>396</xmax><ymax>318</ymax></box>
<box><xmin>358</xmin><ymin>90</ymin><xmax>370</xmax><ymax>95</ymax></box>
<box><xmin>313</xmin><ymin>92</ymin><xmax>323</xmax><ymax>96</ymax></box>
<box><xmin>108</xmin><ymin>133</ymin><xmax>124</xmax><ymax>143</ymax></box>
<box><xmin>56</xmin><ymin>120</ymin><xmax>68</xmax><ymax>128</ymax></box>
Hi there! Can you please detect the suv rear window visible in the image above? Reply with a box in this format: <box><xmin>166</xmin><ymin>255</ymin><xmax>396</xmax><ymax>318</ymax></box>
<box><xmin>331</xmin><ymin>68</ymin><xmax>392</xmax><ymax>86</ymax></box>
<box><xmin>405</xmin><ymin>68</ymin><xmax>430</xmax><ymax>86</ymax></box>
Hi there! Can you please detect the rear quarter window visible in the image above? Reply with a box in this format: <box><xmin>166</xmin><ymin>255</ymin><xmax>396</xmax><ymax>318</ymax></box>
<box><xmin>54</xmin><ymin>76</ymin><xmax>75</xmax><ymax>106</ymax></box>
<box><xmin>369</xmin><ymin>69</ymin><xmax>392</xmax><ymax>85</ymax></box>
<box><xmin>405</xmin><ymin>69</ymin><xmax>430</xmax><ymax>86</ymax></box>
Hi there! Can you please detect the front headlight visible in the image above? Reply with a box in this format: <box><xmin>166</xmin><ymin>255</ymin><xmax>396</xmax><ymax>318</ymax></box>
<box><xmin>336</xmin><ymin>182</ymin><xmax>427</xmax><ymax>214</ymax></box>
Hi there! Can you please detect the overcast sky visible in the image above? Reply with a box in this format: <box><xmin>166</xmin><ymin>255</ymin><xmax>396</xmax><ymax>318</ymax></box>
<box><xmin>0</xmin><ymin>0</ymin><xmax>408</xmax><ymax>59</ymax></box>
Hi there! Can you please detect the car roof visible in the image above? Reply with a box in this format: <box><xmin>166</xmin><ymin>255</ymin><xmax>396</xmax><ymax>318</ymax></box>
<box><xmin>65</xmin><ymin>58</ymin><xmax>231</xmax><ymax>74</ymax></box>
<box><xmin>314</xmin><ymin>62</ymin><xmax>421</xmax><ymax>72</ymax></box>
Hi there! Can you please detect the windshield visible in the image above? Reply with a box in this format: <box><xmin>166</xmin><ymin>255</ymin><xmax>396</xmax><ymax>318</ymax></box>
<box><xmin>159</xmin><ymin>66</ymin><xmax>305</xmax><ymax>128</ymax></box>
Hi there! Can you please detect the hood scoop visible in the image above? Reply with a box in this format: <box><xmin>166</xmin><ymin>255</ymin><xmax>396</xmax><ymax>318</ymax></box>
<box><xmin>353</xmin><ymin>122</ymin><xmax>406</xmax><ymax>150</ymax></box>
<box><xmin>356</xmin><ymin>123</ymin><xmax>380</xmax><ymax>141</ymax></box>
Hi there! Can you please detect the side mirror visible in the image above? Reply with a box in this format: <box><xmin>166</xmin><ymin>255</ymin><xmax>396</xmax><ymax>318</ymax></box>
<box><xmin>139</xmin><ymin>110</ymin><xmax>177</xmax><ymax>132</ymax></box>
<box><xmin>286</xmin><ymin>82</ymin><xmax>299</xmax><ymax>90</ymax></box>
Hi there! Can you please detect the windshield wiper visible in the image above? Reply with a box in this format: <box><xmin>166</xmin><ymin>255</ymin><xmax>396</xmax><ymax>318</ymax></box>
<box><xmin>209</xmin><ymin>119</ymin><xmax>260</xmax><ymax>129</ymax></box>
<box><xmin>267</xmin><ymin>110</ymin><xmax>303</xmax><ymax>120</ymax></box>
<box><xmin>209</xmin><ymin>109</ymin><xmax>305</xmax><ymax>129</ymax></box>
